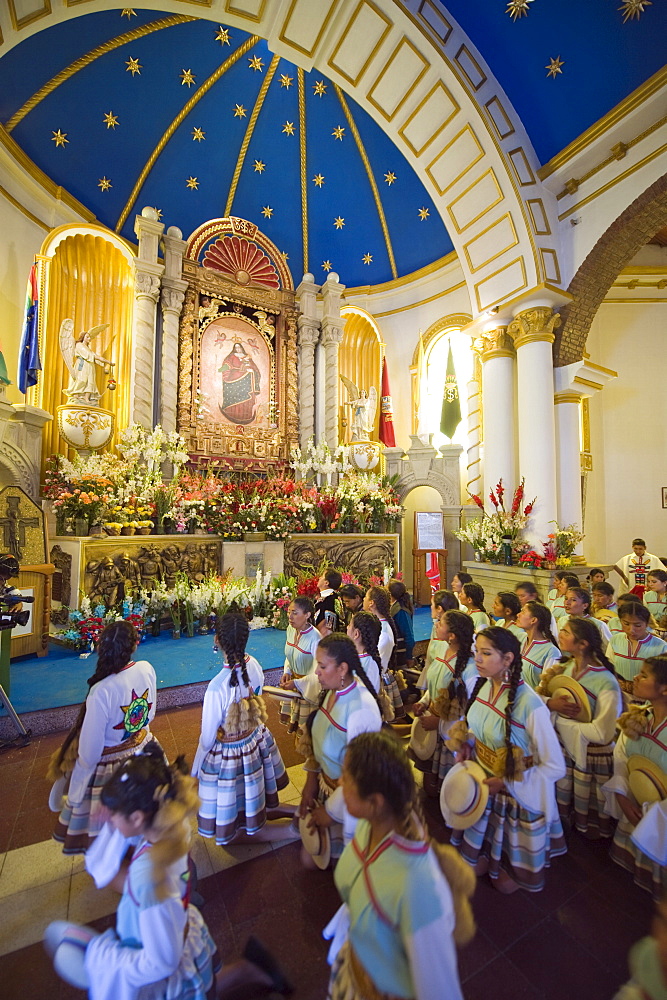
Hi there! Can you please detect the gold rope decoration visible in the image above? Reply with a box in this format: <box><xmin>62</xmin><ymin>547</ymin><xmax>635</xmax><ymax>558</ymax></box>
<box><xmin>224</xmin><ymin>53</ymin><xmax>280</xmax><ymax>218</ymax></box>
<box><xmin>298</xmin><ymin>67</ymin><xmax>308</xmax><ymax>276</ymax></box>
<box><xmin>5</xmin><ymin>16</ymin><xmax>198</xmax><ymax>133</ymax></box>
<box><xmin>333</xmin><ymin>83</ymin><xmax>397</xmax><ymax>280</ymax></box>
<box><xmin>117</xmin><ymin>35</ymin><xmax>259</xmax><ymax>232</ymax></box>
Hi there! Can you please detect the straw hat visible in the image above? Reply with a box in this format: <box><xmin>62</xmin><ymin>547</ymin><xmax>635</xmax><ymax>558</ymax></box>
<box><xmin>299</xmin><ymin>813</ymin><xmax>331</xmax><ymax>870</ymax></box>
<box><xmin>440</xmin><ymin>760</ymin><xmax>489</xmax><ymax>830</ymax></box>
<box><xmin>262</xmin><ymin>685</ymin><xmax>300</xmax><ymax>701</ymax></box>
<box><xmin>628</xmin><ymin>755</ymin><xmax>667</xmax><ymax>807</ymax></box>
<box><xmin>48</xmin><ymin>775</ymin><xmax>67</xmax><ymax>813</ymax></box>
<box><xmin>546</xmin><ymin>674</ymin><xmax>592</xmax><ymax>723</ymax></box>
<box><xmin>409</xmin><ymin>715</ymin><xmax>438</xmax><ymax>760</ymax></box>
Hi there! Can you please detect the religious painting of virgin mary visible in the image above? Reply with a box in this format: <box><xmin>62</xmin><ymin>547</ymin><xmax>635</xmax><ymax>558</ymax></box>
<box><xmin>199</xmin><ymin>315</ymin><xmax>272</xmax><ymax>430</ymax></box>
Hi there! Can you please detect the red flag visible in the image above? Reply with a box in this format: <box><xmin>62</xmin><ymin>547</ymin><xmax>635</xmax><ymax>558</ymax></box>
<box><xmin>378</xmin><ymin>357</ymin><xmax>396</xmax><ymax>447</ymax></box>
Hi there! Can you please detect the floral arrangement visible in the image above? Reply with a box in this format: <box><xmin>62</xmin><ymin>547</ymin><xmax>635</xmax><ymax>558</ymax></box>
<box><xmin>542</xmin><ymin>522</ymin><xmax>585</xmax><ymax>567</ymax></box>
<box><xmin>455</xmin><ymin>479</ymin><xmax>535</xmax><ymax>562</ymax></box>
<box><xmin>55</xmin><ymin>596</ymin><xmax>148</xmax><ymax>650</ymax></box>
<box><xmin>290</xmin><ymin>436</ymin><xmax>351</xmax><ymax>483</ymax></box>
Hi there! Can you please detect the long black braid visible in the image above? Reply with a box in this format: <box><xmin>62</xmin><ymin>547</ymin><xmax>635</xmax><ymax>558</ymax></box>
<box><xmin>367</xmin><ymin>586</ymin><xmax>400</xmax><ymax>667</ymax></box>
<box><xmin>465</xmin><ymin>626</ymin><xmax>523</xmax><ymax>780</ymax></box>
<box><xmin>442</xmin><ymin>610</ymin><xmax>474</xmax><ymax>707</ymax></box>
<box><xmin>564</xmin><ymin>617</ymin><xmax>616</xmax><ymax>674</ymax></box>
<box><xmin>525</xmin><ymin>600</ymin><xmax>560</xmax><ymax>648</ymax></box>
<box><xmin>497</xmin><ymin>592</ymin><xmax>521</xmax><ymax>622</ymax></box>
<box><xmin>463</xmin><ymin>582</ymin><xmax>486</xmax><ymax>613</ymax></box>
<box><xmin>52</xmin><ymin>620</ymin><xmax>139</xmax><ymax>771</ymax></box>
<box><xmin>350</xmin><ymin>610</ymin><xmax>382</xmax><ymax>680</ymax></box>
<box><xmin>216</xmin><ymin>613</ymin><xmax>251</xmax><ymax>688</ymax></box>
<box><xmin>306</xmin><ymin>632</ymin><xmax>380</xmax><ymax>733</ymax></box>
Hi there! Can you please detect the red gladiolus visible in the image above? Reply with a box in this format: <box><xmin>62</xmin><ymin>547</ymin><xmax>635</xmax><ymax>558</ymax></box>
<box><xmin>524</xmin><ymin>500</ymin><xmax>535</xmax><ymax>516</ymax></box>
<box><xmin>469</xmin><ymin>493</ymin><xmax>485</xmax><ymax>510</ymax></box>
<box><xmin>489</xmin><ymin>491</ymin><xmax>499</xmax><ymax>507</ymax></box>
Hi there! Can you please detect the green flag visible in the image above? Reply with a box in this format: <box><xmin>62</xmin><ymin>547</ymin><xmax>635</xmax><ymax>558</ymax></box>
<box><xmin>440</xmin><ymin>341</ymin><xmax>461</xmax><ymax>439</ymax></box>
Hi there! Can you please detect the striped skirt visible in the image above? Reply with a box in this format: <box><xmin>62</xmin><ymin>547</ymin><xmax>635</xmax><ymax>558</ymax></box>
<box><xmin>316</xmin><ymin>774</ymin><xmax>345</xmax><ymax>861</ymax></box>
<box><xmin>382</xmin><ymin>672</ymin><xmax>405</xmax><ymax>718</ymax></box>
<box><xmin>610</xmin><ymin>818</ymin><xmax>667</xmax><ymax>900</ymax></box>
<box><xmin>451</xmin><ymin>790</ymin><xmax>567</xmax><ymax>893</ymax></box>
<box><xmin>197</xmin><ymin>724</ymin><xmax>288</xmax><ymax>845</ymax></box>
<box><xmin>53</xmin><ymin>729</ymin><xmax>160</xmax><ymax>855</ymax></box>
<box><xmin>556</xmin><ymin>743</ymin><xmax>615</xmax><ymax>837</ymax></box>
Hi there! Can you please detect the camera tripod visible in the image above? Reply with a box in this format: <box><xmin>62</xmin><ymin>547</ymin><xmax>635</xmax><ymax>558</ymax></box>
<box><xmin>0</xmin><ymin>682</ymin><xmax>32</xmax><ymax>752</ymax></box>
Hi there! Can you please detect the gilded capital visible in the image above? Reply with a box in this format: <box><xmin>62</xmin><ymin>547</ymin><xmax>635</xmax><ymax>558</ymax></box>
<box><xmin>508</xmin><ymin>307</ymin><xmax>561</xmax><ymax>349</ymax></box>
<box><xmin>476</xmin><ymin>327</ymin><xmax>514</xmax><ymax>362</ymax></box>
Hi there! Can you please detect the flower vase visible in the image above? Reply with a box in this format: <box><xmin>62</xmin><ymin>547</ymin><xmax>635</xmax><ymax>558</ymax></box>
<box><xmin>274</xmin><ymin>609</ymin><xmax>289</xmax><ymax>631</ymax></box>
<box><xmin>171</xmin><ymin>628</ymin><xmax>181</xmax><ymax>639</ymax></box>
<box><xmin>121</xmin><ymin>526</ymin><xmax>136</xmax><ymax>536</ymax></box>
<box><xmin>198</xmin><ymin>618</ymin><xmax>211</xmax><ymax>635</ymax></box>
<box><xmin>88</xmin><ymin>524</ymin><xmax>105</xmax><ymax>537</ymax></box>
<box><xmin>474</xmin><ymin>551</ymin><xmax>482</xmax><ymax>562</ymax></box>
<box><xmin>187</xmin><ymin>518</ymin><xmax>197</xmax><ymax>535</ymax></box>
<box><xmin>74</xmin><ymin>517</ymin><xmax>89</xmax><ymax>537</ymax></box>
<box><xmin>151</xmin><ymin>620</ymin><xmax>161</xmax><ymax>637</ymax></box>
<box><xmin>156</xmin><ymin>518</ymin><xmax>165</xmax><ymax>535</ymax></box>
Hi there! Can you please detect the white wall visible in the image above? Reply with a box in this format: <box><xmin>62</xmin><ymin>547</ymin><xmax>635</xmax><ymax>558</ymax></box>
<box><xmin>585</xmin><ymin>301</ymin><xmax>666</xmax><ymax>566</ymax></box>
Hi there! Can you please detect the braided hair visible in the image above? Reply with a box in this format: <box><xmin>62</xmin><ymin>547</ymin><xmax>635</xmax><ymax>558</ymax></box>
<box><xmin>525</xmin><ymin>600</ymin><xmax>560</xmax><ymax>648</ymax></box>
<box><xmin>567</xmin><ymin>586</ymin><xmax>593</xmax><ymax>616</ymax></box>
<box><xmin>306</xmin><ymin>633</ymin><xmax>381</xmax><ymax>732</ymax></box>
<box><xmin>465</xmin><ymin>626</ymin><xmax>523</xmax><ymax>780</ymax></box>
<box><xmin>350</xmin><ymin>610</ymin><xmax>382</xmax><ymax>679</ymax></box>
<box><xmin>48</xmin><ymin>620</ymin><xmax>139</xmax><ymax>778</ymax></box>
<box><xmin>101</xmin><ymin>743</ymin><xmax>199</xmax><ymax>901</ymax></box>
<box><xmin>462</xmin><ymin>582</ymin><xmax>486</xmax><ymax>613</ymax></box>
<box><xmin>388</xmin><ymin>579</ymin><xmax>413</xmax><ymax>614</ymax></box>
<box><xmin>645</xmin><ymin>654</ymin><xmax>667</xmax><ymax>687</ymax></box>
<box><xmin>291</xmin><ymin>596</ymin><xmax>315</xmax><ymax>622</ymax></box>
<box><xmin>497</xmin><ymin>591</ymin><xmax>521</xmax><ymax>621</ymax></box>
<box><xmin>442</xmin><ymin>610</ymin><xmax>474</xmax><ymax>706</ymax></box>
<box><xmin>618</xmin><ymin>601</ymin><xmax>650</xmax><ymax>624</ymax></box>
<box><xmin>344</xmin><ymin>731</ymin><xmax>476</xmax><ymax>945</ymax></box>
<box><xmin>563</xmin><ymin>616</ymin><xmax>616</xmax><ymax>674</ymax></box>
<box><xmin>216</xmin><ymin>613</ymin><xmax>251</xmax><ymax>688</ymax></box>
<box><xmin>432</xmin><ymin>590</ymin><xmax>459</xmax><ymax>614</ymax></box>
<box><xmin>367</xmin><ymin>585</ymin><xmax>400</xmax><ymax>644</ymax></box>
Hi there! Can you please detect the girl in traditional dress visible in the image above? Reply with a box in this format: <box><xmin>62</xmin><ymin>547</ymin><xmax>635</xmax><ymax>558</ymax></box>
<box><xmin>389</xmin><ymin>579</ymin><xmax>415</xmax><ymax>666</ymax></box>
<box><xmin>49</xmin><ymin>620</ymin><xmax>160</xmax><ymax>855</ymax></box>
<box><xmin>560</xmin><ymin>586</ymin><xmax>613</xmax><ymax>644</ymax></box>
<box><xmin>46</xmin><ymin>745</ymin><xmax>292</xmax><ymax>1000</ymax></box>
<box><xmin>644</xmin><ymin>570</ymin><xmax>667</xmax><ymax>629</ymax></box>
<box><xmin>515</xmin><ymin>581</ymin><xmax>559</xmax><ymax>637</ymax></box>
<box><xmin>325</xmin><ymin>731</ymin><xmax>473</xmax><ymax>1000</ymax></box>
<box><xmin>608</xmin><ymin>602</ymin><xmax>667</xmax><ymax>697</ymax></box>
<box><xmin>447</xmin><ymin>627</ymin><xmax>566</xmax><ymax>893</ymax></box>
<box><xmin>603</xmin><ymin>655</ymin><xmax>667</xmax><ymax>899</ymax></box>
<box><xmin>412</xmin><ymin>610</ymin><xmax>477</xmax><ymax>797</ymax></box>
<box><xmin>364</xmin><ymin>585</ymin><xmax>405</xmax><ymax>719</ymax></box>
<box><xmin>592</xmin><ymin>581</ymin><xmax>619</xmax><ymax>624</ymax></box>
<box><xmin>192</xmin><ymin>613</ymin><xmax>291</xmax><ymax>846</ymax></box>
<box><xmin>517</xmin><ymin>601</ymin><xmax>560</xmax><ymax>689</ymax></box>
<box><xmin>491</xmin><ymin>592</ymin><xmax>525</xmax><ymax>642</ymax></box>
<box><xmin>450</xmin><ymin>572</ymin><xmax>472</xmax><ymax>611</ymax></box>
<box><xmin>460</xmin><ymin>582</ymin><xmax>491</xmax><ymax>631</ymax></box>
<box><xmin>538</xmin><ymin>618</ymin><xmax>622</xmax><ymax>838</ymax></box>
<box><xmin>549</xmin><ymin>572</ymin><xmax>580</xmax><ymax>621</ymax></box>
<box><xmin>280</xmin><ymin>597</ymin><xmax>319</xmax><ymax>733</ymax></box>
<box><xmin>297</xmin><ymin>634</ymin><xmax>382</xmax><ymax>864</ymax></box>
<box><xmin>429</xmin><ymin>589</ymin><xmax>459</xmax><ymax>639</ymax></box>
<box><xmin>347</xmin><ymin>610</ymin><xmax>383</xmax><ymax>695</ymax></box>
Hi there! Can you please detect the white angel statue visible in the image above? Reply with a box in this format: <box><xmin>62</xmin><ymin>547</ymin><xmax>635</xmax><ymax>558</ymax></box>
<box><xmin>340</xmin><ymin>375</ymin><xmax>377</xmax><ymax>442</ymax></box>
<box><xmin>59</xmin><ymin>319</ymin><xmax>115</xmax><ymax>405</ymax></box>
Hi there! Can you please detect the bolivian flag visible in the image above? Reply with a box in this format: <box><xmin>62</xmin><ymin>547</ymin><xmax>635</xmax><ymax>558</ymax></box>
<box><xmin>18</xmin><ymin>262</ymin><xmax>41</xmax><ymax>393</ymax></box>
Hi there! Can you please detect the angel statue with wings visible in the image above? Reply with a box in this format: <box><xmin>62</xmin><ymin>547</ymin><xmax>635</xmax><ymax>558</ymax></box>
<box><xmin>59</xmin><ymin>319</ymin><xmax>115</xmax><ymax>405</ymax></box>
<box><xmin>340</xmin><ymin>375</ymin><xmax>377</xmax><ymax>442</ymax></box>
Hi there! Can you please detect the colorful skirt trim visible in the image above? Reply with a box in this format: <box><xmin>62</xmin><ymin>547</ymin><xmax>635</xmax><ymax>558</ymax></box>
<box><xmin>610</xmin><ymin>818</ymin><xmax>667</xmax><ymax>901</ymax></box>
<box><xmin>197</xmin><ymin>724</ymin><xmax>288</xmax><ymax>845</ymax></box>
<box><xmin>451</xmin><ymin>790</ymin><xmax>566</xmax><ymax>893</ymax></box>
<box><xmin>382</xmin><ymin>672</ymin><xmax>405</xmax><ymax>719</ymax></box>
<box><xmin>556</xmin><ymin>742</ymin><xmax>615</xmax><ymax>837</ymax></box>
<box><xmin>327</xmin><ymin>941</ymin><xmax>413</xmax><ymax>1000</ymax></box>
<box><xmin>53</xmin><ymin>730</ymin><xmax>160</xmax><ymax>855</ymax></box>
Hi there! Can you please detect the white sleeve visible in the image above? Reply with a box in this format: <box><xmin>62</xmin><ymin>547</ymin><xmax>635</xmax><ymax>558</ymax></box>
<box><xmin>294</xmin><ymin>672</ymin><xmax>322</xmax><ymax>705</ymax></box>
<box><xmin>68</xmin><ymin>687</ymin><xmax>109</xmax><ymax>805</ymax></box>
<box><xmin>283</xmin><ymin>631</ymin><xmax>292</xmax><ymax>674</ymax></box>
<box><xmin>601</xmin><ymin>731</ymin><xmax>631</xmax><ymax>817</ymax></box>
<box><xmin>191</xmin><ymin>680</ymin><xmax>221</xmax><ymax>777</ymax></box>
<box><xmin>324</xmin><ymin>702</ymin><xmax>381</xmax><ymax>821</ymax></box>
<box><xmin>85</xmin><ymin>898</ymin><xmax>186</xmax><ymax>1000</ymax></box>
<box><xmin>556</xmin><ymin>687</ymin><xmax>622</xmax><ymax>750</ymax></box>
<box><xmin>402</xmin><ymin>870</ymin><xmax>463</xmax><ymax>1000</ymax></box>
<box><xmin>597</xmin><ymin>620</ymin><xmax>612</xmax><ymax>644</ymax></box>
<box><xmin>85</xmin><ymin>824</ymin><xmax>136</xmax><ymax>888</ymax></box>
<box><xmin>506</xmin><ymin>702</ymin><xmax>565</xmax><ymax>820</ymax></box>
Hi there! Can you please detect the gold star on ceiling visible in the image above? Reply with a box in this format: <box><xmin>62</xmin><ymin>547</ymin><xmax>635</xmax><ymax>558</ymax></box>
<box><xmin>98</xmin><ymin>177</ymin><xmax>112</xmax><ymax>191</ymax></box>
<box><xmin>332</xmin><ymin>126</ymin><xmax>345</xmax><ymax>140</ymax></box>
<box><xmin>51</xmin><ymin>129</ymin><xmax>68</xmax><ymax>147</ymax></box>
<box><xmin>186</xmin><ymin>176</ymin><xmax>199</xmax><ymax>190</ymax></box>
<box><xmin>545</xmin><ymin>56</ymin><xmax>564</xmax><ymax>79</ymax></box>
<box><xmin>103</xmin><ymin>111</ymin><xmax>119</xmax><ymax>129</ymax></box>
<box><xmin>418</xmin><ymin>207</ymin><xmax>430</xmax><ymax>220</ymax></box>
<box><xmin>234</xmin><ymin>104</ymin><xmax>247</xmax><ymax>118</ymax></box>
<box><xmin>261</xmin><ymin>206</ymin><xmax>273</xmax><ymax>218</ymax></box>
<box><xmin>248</xmin><ymin>55</ymin><xmax>264</xmax><ymax>72</ymax></box>
<box><xmin>180</xmin><ymin>68</ymin><xmax>196</xmax><ymax>88</ymax></box>
<box><xmin>322</xmin><ymin>260</ymin><xmax>332</xmax><ymax>272</ymax></box>
<box><xmin>312</xmin><ymin>174</ymin><xmax>325</xmax><ymax>187</ymax></box>
<box><xmin>192</xmin><ymin>127</ymin><xmax>206</xmax><ymax>142</ymax></box>
<box><xmin>254</xmin><ymin>160</ymin><xmax>266</xmax><ymax>173</ymax></box>
<box><xmin>333</xmin><ymin>217</ymin><xmax>345</xmax><ymax>229</ymax></box>
<box><xmin>154</xmin><ymin>208</ymin><xmax>163</xmax><ymax>220</ymax></box>
<box><xmin>313</xmin><ymin>80</ymin><xmax>327</xmax><ymax>97</ymax></box>
<box><xmin>282</xmin><ymin>121</ymin><xmax>295</xmax><ymax>135</ymax></box>
<box><xmin>618</xmin><ymin>0</ymin><xmax>652</xmax><ymax>22</ymax></box>
<box><xmin>362</xmin><ymin>253</ymin><xmax>373</xmax><ymax>265</ymax></box>
<box><xmin>126</xmin><ymin>57</ymin><xmax>141</xmax><ymax>76</ymax></box>
<box><xmin>121</xmin><ymin>8</ymin><xmax>136</xmax><ymax>18</ymax></box>
<box><xmin>384</xmin><ymin>171</ymin><xmax>397</xmax><ymax>185</ymax></box>
<box><xmin>215</xmin><ymin>26</ymin><xmax>231</xmax><ymax>45</ymax></box>
<box><xmin>280</xmin><ymin>74</ymin><xmax>293</xmax><ymax>89</ymax></box>
<box><xmin>506</xmin><ymin>0</ymin><xmax>533</xmax><ymax>19</ymax></box>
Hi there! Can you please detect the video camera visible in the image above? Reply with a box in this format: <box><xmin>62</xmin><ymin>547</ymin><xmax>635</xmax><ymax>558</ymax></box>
<box><xmin>0</xmin><ymin>553</ymin><xmax>32</xmax><ymax>631</ymax></box>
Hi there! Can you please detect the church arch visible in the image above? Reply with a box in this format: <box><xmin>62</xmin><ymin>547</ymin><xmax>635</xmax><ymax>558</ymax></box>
<box><xmin>339</xmin><ymin>306</ymin><xmax>384</xmax><ymax>442</ymax></box>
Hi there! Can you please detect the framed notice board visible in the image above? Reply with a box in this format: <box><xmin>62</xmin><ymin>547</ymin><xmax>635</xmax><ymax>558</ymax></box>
<box><xmin>414</xmin><ymin>511</ymin><xmax>445</xmax><ymax>552</ymax></box>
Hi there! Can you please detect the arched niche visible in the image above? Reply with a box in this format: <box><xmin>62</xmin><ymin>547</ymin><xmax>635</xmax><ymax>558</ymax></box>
<box><xmin>401</xmin><ymin>484</ymin><xmax>444</xmax><ymax>590</ymax></box>
<box><xmin>339</xmin><ymin>306</ymin><xmax>384</xmax><ymax>442</ymax></box>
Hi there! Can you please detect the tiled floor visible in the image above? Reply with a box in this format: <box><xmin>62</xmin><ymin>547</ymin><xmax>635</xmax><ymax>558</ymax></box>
<box><xmin>0</xmin><ymin>700</ymin><xmax>653</xmax><ymax>1000</ymax></box>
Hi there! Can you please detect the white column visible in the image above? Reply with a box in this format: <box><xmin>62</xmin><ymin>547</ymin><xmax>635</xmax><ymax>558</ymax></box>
<box><xmin>159</xmin><ymin>226</ymin><xmax>188</xmax><ymax>434</ymax></box>
<box><xmin>320</xmin><ymin>271</ymin><xmax>345</xmax><ymax>452</ymax></box>
<box><xmin>478</xmin><ymin>327</ymin><xmax>515</xmax><ymax>496</ymax></box>
<box><xmin>296</xmin><ymin>273</ymin><xmax>320</xmax><ymax>448</ymax></box>
<box><xmin>509</xmin><ymin>306</ymin><xmax>561</xmax><ymax>543</ymax></box>
<box><xmin>465</xmin><ymin>368</ymin><xmax>482</xmax><ymax>499</ymax></box>
<box><xmin>554</xmin><ymin>391</ymin><xmax>583</xmax><ymax>546</ymax></box>
<box><xmin>132</xmin><ymin>207</ymin><xmax>164</xmax><ymax>428</ymax></box>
